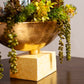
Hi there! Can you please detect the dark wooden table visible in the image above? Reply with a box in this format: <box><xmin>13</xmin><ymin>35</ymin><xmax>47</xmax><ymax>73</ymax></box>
<box><xmin>0</xmin><ymin>56</ymin><xmax>84</xmax><ymax>84</ymax></box>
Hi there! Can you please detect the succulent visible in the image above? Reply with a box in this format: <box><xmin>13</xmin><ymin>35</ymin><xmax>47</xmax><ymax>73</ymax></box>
<box><xmin>33</xmin><ymin>0</ymin><xmax>56</xmax><ymax>22</ymax></box>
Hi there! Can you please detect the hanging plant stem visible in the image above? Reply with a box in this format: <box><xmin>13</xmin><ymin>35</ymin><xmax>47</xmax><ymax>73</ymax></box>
<box><xmin>58</xmin><ymin>21</ymin><xmax>65</xmax><ymax>63</ymax></box>
<box><xmin>6</xmin><ymin>17</ymin><xmax>18</xmax><ymax>74</ymax></box>
<box><xmin>3</xmin><ymin>0</ymin><xmax>23</xmax><ymax>74</ymax></box>
<box><xmin>64</xmin><ymin>20</ymin><xmax>71</xmax><ymax>60</ymax></box>
<box><xmin>0</xmin><ymin>52</ymin><xmax>4</xmax><ymax>79</ymax></box>
<box><xmin>58</xmin><ymin>19</ymin><xmax>71</xmax><ymax>63</ymax></box>
<box><xmin>4</xmin><ymin>18</ymin><xmax>18</xmax><ymax>74</ymax></box>
<box><xmin>2</xmin><ymin>12</ymin><xmax>18</xmax><ymax>74</ymax></box>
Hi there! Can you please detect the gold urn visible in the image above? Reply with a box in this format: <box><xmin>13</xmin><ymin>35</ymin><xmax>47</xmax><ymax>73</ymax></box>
<box><xmin>0</xmin><ymin>21</ymin><xmax>58</xmax><ymax>54</ymax></box>
<box><xmin>0</xmin><ymin>21</ymin><xmax>58</xmax><ymax>81</ymax></box>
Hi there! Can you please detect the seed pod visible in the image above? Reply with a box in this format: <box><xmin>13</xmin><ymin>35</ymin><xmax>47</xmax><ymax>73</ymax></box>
<box><xmin>0</xmin><ymin>64</ymin><xmax>3</xmax><ymax>67</ymax></box>
<box><xmin>66</xmin><ymin>55</ymin><xmax>71</xmax><ymax>61</ymax></box>
<box><xmin>15</xmin><ymin>69</ymin><xmax>18</xmax><ymax>73</ymax></box>
<box><xmin>8</xmin><ymin>45</ymin><xmax>13</xmax><ymax>48</ymax></box>
<box><xmin>16</xmin><ymin>42</ymin><xmax>19</xmax><ymax>45</ymax></box>
<box><xmin>61</xmin><ymin>36</ymin><xmax>65</xmax><ymax>39</ymax></box>
<box><xmin>12</xmin><ymin>48</ymin><xmax>16</xmax><ymax>52</ymax></box>
<box><xmin>8</xmin><ymin>40</ymin><xmax>13</xmax><ymax>44</ymax></box>
<box><xmin>12</xmin><ymin>61</ymin><xmax>16</xmax><ymax>64</ymax></box>
<box><xmin>0</xmin><ymin>68</ymin><xmax>4</xmax><ymax>72</ymax></box>
<box><xmin>13</xmin><ymin>34</ymin><xmax>17</xmax><ymax>37</ymax></box>
<box><xmin>9</xmin><ymin>57</ymin><xmax>14</xmax><ymax>62</ymax></box>
<box><xmin>8</xmin><ymin>34</ymin><xmax>13</xmax><ymax>39</ymax></box>
<box><xmin>59</xmin><ymin>51</ymin><xmax>63</xmax><ymax>57</ymax></box>
<box><xmin>0</xmin><ymin>73</ymin><xmax>4</xmax><ymax>79</ymax></box>
<box><xmin>58</xmin><ymin>46</ymin><xmax>63</xmax><ymax>51</ymax></box>
<box><xmin>14</xmin><ymin>58</ymin><xmax>17</xmax><ymax>61</ymax></box>
<box><xmin>12</xmin><ymin>43</ymin><xmax>17</xmax><ymax>46</ymax></box>
<box><xmin>13</xmin><ymin>66</ymin><xmax>16</xmax><ymax>69</ymax></box>
<box><xmin>60</xmin><ymin>61</ymin><xmax>63</xmax><ymax>64</ymax></box>
<box><xmin>9</xmin><ymin>52</ymin><xmax>14</xmax><ymax>56</ymax></box>
<box><xmin>0</xmin><ymin>55</ymin><xmax>1</xmax><ymax>58</ymax></box>
<box><xmin>10</xmin><ymin>64</ymin><xmax>14</xmax><ymax>68</ymax></box>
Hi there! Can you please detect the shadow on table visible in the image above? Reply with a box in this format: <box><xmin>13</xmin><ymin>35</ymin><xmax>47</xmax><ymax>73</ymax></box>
<box><xmin>10</xmin><ymin>72</ymin><xmax>57</xmax><ymax>84</ymax></box>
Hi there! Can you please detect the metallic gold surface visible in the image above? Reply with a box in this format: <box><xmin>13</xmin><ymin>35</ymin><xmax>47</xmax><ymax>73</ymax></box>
<box><xmin>10</xmin><ymin>51</ymin><xmax>56</xmax><ymax>81</ymax></box>
<box><xmin>0</xmin><ymin>21</ymin><xmax>58</xmax><ymax>52</ymax></box>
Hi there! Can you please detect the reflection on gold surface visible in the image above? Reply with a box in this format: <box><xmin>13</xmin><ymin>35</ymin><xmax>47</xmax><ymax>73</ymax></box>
<box><xmin>14</xmin><ymin>43</ymin><xmax>46</xmax><ymax>51</ymax></box>
<box><xmin>38</xmin><ymin>72</ymin><xmax>57</xmax><ymax>84</ymax></box>
<box><xmin>0</xmin><ymin>21</ymin><xmax>59</xmax><ymax>53</ymax></box>
<box><xmin>10</xmin><ymin>72</ymin><xmax>57</xmax><ymax>84</ymax></box>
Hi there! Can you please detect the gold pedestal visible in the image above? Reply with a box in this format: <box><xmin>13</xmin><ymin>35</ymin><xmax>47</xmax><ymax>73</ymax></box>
<box><xmin>10</xmin><ymin>51</ymin><xmax>57</xmax><ymax>81</ymax></box>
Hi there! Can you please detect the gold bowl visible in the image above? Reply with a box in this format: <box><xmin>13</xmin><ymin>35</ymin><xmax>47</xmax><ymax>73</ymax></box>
<box><xmin>0</xmin><ymin>21</ymin><xmax>58</xmax><ymax>54</ymax></box>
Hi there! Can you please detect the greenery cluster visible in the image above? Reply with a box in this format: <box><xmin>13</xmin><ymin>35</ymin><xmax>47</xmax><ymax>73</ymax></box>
<box><xmin>0</xmin><ymin>0</ymin><xmax>77</xmax><ymax>79</ymax></box>
<box><xmin>15</xmin><ymin>3</ymin><xmax>36</xmax><ymax>22</ymax></box>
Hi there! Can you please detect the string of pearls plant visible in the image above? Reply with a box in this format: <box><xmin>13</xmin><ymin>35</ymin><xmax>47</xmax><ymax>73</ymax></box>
<box><xmin>4</xmin><ymin>0</ymin><xmax>22</xmax><ymax>74</ymax></box>
<box><xmin>0</xmin><ymin>0</ymin><xmax>77</xmax><ymax>79</ymax></box>
<box><xmin>0</xmin><ymin>52</ymin><xmax>4</xmax><ymax>79</ymax></box>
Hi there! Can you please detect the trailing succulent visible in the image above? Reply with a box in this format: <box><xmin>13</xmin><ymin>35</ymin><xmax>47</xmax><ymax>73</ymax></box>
<box><xmin>0</xmin><ymin>0</ymin><xmax>76</xmax><ymax>79</ymax></box>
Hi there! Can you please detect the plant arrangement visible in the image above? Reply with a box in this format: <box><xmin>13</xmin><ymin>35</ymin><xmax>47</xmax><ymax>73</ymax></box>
<box><xmin>0</xmin><ymin>0</ymin><xmax>77</xmax><ymax>79</ymax></box>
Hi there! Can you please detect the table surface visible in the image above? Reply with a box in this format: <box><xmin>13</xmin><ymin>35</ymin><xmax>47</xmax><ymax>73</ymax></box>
<box><xmin>0</xmin><ymin>56</ymin><xmax>84</xmax><ymax>84</ymax></box>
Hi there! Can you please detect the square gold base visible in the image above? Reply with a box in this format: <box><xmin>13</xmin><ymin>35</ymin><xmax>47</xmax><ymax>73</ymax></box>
<box><xmin>10</xmin><ymin>51</ymin><xmax>56</xmax><ymax>81</ymax></box>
